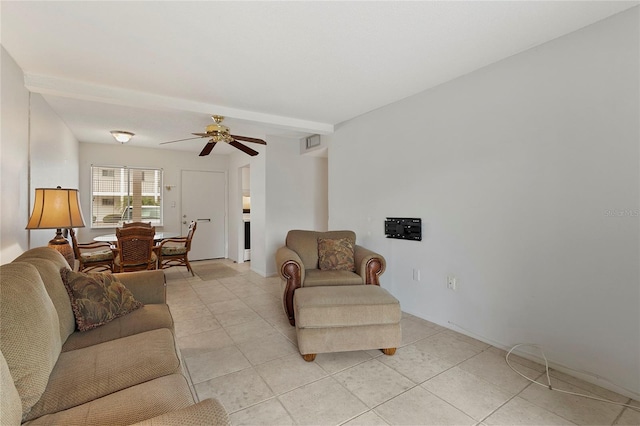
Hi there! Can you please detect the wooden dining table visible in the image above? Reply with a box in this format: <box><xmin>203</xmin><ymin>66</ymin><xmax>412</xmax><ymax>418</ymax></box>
<box><xmin>93</xmin><ymin>232</ymin><xmax>179</xmax><ymax>243</ymax></box>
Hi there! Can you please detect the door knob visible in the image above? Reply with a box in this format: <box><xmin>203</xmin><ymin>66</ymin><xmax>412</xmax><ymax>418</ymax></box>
<box><xmin>182</xmin><ymin>221</ymin><xmax>187</xmax><ymax>225</ymax></box>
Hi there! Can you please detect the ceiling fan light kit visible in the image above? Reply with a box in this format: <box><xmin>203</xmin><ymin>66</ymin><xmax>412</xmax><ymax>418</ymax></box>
<box><xmin>160</xmin><ymin>115</ymin><xmax>266</xmax><ymax>156</ymax></box>
<box><xmin>110</xmin><ymin>130</ymin><xmax>135</xmax><ymax>144</ymax></box>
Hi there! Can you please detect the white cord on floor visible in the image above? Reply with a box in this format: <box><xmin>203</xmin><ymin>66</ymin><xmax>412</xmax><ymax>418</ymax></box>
<box><xmin>505</xmin><ymin>343</ymin><xmax>640</xmax><ymax>412</ymax></box>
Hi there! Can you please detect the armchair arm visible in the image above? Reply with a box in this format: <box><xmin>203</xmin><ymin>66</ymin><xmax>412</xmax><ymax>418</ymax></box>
<box><xmin>115</xmin><ymin>269</ymin><xmax>166</xmax><ymax>304</ymax></box>
<box><xmin>276</xmin><ymin>246</ymin><xmax>305</xmax><ymax>326</ymax></box>
<box><xmin>158</xmin><ymin>237</ymin><xmax>187</xmax><ymax>248</ymax></box>
<box><xmin>354</xmin><ymin>245</ymin><xmax>386</xmax><ymax>285</ymax></box>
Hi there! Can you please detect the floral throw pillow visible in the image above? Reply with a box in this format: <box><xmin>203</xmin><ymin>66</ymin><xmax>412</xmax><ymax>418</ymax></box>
<box><xmin>60</xmin><ymin>268</ymin><xmax>143</xmax><ymax>332</ymax></box>
<box><xmin>318</xmin><ymin>237</ymin><xmax>355</xmax><ymax>271</ymax></box>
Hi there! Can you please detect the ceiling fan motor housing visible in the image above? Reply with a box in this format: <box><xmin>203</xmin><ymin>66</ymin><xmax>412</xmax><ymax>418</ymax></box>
<box><xmin>206</xmin><ymin>123</ymin><xmax>230</xmax><ymax>135</ymax></box>
<box><xmin>205</xmin><ymin>123</ymin><xmax>234</xmax><ymax>143</ymax></box>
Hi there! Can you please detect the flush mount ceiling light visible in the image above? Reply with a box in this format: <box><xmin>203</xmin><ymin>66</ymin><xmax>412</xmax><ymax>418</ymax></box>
<box><xmin>110</xmin><ymin>130</ymin><xmax>134</xmax><ymax>144</ymax></box>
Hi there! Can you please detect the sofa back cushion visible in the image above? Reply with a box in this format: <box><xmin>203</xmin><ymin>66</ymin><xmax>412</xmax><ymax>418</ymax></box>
<box><xmin>21</xmin><ymin>258</ymin><xmax>75</xmax><ymax>343</ymax></box>
<box><xmin>0</xmin><ymin>351</ymin><xmax>21</xmax><ymax>426</ymax></box>
<box><xmin>286</xmin><ymin>230</ymin><xmax>356</xmax><ymax>270</ymax></box>
<box><xmin>14</xmin><ymin>246</ymin><xmax>69</xmax><ymax>269</ymax></box>
<box><xmin>0</xmin><ymin>262</ymin><xmax>62</xmax><ymax>419</ymax></box>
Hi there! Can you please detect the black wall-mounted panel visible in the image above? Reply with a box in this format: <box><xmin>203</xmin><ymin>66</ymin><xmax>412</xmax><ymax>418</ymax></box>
<box><xmin>385</xmin><ymin>218</ymin><xmax>422</xmax><ymax>241</ymax></box>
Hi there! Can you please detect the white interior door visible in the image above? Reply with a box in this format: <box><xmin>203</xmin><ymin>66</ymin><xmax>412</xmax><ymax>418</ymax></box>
<box><xmin>181</xmin><ymin>170</ymin><xmax>226</xmax><ymax>260</ymax></box>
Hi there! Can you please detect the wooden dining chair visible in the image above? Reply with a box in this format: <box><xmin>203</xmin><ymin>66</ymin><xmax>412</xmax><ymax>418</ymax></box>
<box><xmin>157</xmin><ymin>221</ymin><xmax>197</xmax><ymax>276</ymax></box>
<box><xmin>69</xmin><ymin>228</ymin><xmax>115</xmax><ymax>272</ymax></box>
<box><xmin>122</xmin><ymin>221</ymin><xmax>152</xmax><ymax>228</ymax></box>
<box><xmin>114</xmin><ymin>226</ymin><xmax>157</xmax><ymax>272</ymax></box>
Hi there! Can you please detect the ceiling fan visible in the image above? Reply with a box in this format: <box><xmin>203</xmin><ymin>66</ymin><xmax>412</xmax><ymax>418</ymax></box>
<box><xmin>160</xmin><ymin>115</ymin><xmax>266</xmax><ymax>156</ymax></box>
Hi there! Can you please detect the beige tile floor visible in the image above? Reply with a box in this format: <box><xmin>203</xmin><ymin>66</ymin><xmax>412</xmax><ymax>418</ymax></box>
<box><xmin>166</xmin><ymin>259</ymin><xmax>640</xmax><ymax>426</ymax></box>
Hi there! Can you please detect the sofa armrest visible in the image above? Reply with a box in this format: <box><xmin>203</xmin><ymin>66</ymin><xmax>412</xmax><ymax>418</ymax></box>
<box><xmin>129</xmin><ymin>399</ymin><xmax>229</xmax><ymax>426</ymax></box>
<box><xmin>354</xmin><ymin>245</ymin><xmax>386</xmax><ymax>285</ymax></box>
<box><xmin>276</xmin><ymin>246</ymin><xmax>305</xmax><ymax>326</ymax></box>
<box><xmin>115</xmin><ymin>270</ymin><xmax>166</xmax><ymax>304</ymax></box>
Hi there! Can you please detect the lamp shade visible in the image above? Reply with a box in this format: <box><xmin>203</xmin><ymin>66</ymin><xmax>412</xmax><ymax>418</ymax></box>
<box><xmin>26</xmin><ymin>187</ymin><xmax>86</xmax><ymax>229</ymax></box>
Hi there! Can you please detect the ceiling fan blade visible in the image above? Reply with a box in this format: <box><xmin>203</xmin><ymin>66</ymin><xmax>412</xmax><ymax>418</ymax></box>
<box><xmin>230</xmin><ymin>140</ymin><xmax>259</xmax><ymax>156</ymax></box>
<box><xmin>199</xmin><ymin>141</ymin><xmax>216</xmax><ymax>156</ymax></box>
<box><xmin>192</xmin><ymin>132</ymin><xmax>212</xmax><ymax>137</ymax></box>
<box><xmin>159</xmin><ymin>136</ymin><xmax>203</xmax><ymax>145</ymax></box>
<box><xmin>230</xmin><ymin>134</ymin><xmax>266</xmax><ymax>145</ymax></box>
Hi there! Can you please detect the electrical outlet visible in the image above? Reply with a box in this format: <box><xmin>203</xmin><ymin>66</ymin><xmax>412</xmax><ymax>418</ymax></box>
<box><xmin>413</xmin><ymin>269</ymin><xmax>421</xmax><ymax>281</ymax></box>
<box><xmin>447</xmin><ymin>275</ymin><xmax>457</xmax><ymax>290</ymax></box>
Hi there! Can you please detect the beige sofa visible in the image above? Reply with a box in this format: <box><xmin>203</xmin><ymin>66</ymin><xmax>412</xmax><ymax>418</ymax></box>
<box><xmin>0</xmin><ymin>247</ymin><xmax>228</xmax><ymax>425</ymax></box>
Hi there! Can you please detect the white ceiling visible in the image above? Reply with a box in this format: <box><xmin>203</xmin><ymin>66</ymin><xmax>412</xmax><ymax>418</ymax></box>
<box><xmin>1</xmin><ymin>1</ymin><xmax>636</xmax><ymax>155</ymax></box>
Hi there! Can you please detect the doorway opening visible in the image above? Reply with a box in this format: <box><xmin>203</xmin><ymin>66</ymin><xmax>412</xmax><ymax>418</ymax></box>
<box><xmin>241</xmin><ymin>165</ymin><xmax>251</xmax><ymax>262</ymax></box>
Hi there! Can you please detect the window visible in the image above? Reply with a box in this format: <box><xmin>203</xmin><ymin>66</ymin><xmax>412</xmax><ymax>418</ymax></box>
<box><xmin>91</xmin><ymin>165</ymin><xmax>163</xmax><ymax>228</ymax></box>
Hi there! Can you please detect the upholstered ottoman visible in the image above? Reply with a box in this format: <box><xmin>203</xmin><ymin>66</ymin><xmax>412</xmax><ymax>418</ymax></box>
<box><xmin>293</xmin><ymin>285</ymin><xmax>402</xmax><ymax>361</ymax></box>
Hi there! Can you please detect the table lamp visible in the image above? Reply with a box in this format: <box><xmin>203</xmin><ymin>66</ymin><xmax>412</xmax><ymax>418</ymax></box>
<box><xmin>26</xmin><ymin>186</ymin><xmax>86</xmax><ymax>267</ymax></box>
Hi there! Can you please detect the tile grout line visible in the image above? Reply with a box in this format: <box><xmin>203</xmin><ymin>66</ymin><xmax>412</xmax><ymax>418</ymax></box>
<box><xmin>170</xmin><ymin>259</ymin><xmax>634</xmax><ymax>425</ymax></box>
<box><xmin>181</xmin><ymin>273</ymin><xmax>481</xmax><ymax>424</ymax></box>
<box><xmin>611</xmin><ymin>398</ymin><xmax>633</xmax><ymax>426</ymax></box>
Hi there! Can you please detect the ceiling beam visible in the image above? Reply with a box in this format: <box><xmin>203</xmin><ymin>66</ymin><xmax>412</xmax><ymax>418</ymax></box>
<box><xmin>24</xmin><ymin>73</ymin><xmax>334</xmax><ymax>135</ymax></box>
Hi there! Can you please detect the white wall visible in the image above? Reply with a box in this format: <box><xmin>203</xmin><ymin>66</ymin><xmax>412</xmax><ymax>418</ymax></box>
<box><xmin>29</xmin><ymin>94</ymin><xmax>80</xmax><ymax>248</ymax></box>
<box><xmin>0</xmin><ymin>47</ymin><xmax>30</xmax><ymax>262</ymax></box>
<box><xmin>1</xmin><ymin>47</ymin><xmax>80</xmax><ymax>261</ymax></box>
<box><xmin>227</xmin><ymin>136</ymin><xmax>328</xmax><ymax>277</ymax></box>
<box><xmin>249</xmin><ymin>147</ymin><xmax>267</xmax><ymax>274</ymax></box>
<box><xmin>264</xmin><ymin>136</ymin><xmax>328</xmax><ymax>276</ymax></box>
<box><xmin>328</xmin><ymin>8</ymin><xmax>639</xmax><ymax>397</ymax></box>
<box><xmin>80</xmin><ymin>135</ymin><xmax>327</xmax><ymax>279</ymax></box>
<box><xmin>78</xmin><ymin>143</ymin><xmax>228</xmax><ymax>242</ymax></box>
<box><xmin>228</xmin><ymin>151</ymin><xmax>254</xmax><ymax>264</ymax></box>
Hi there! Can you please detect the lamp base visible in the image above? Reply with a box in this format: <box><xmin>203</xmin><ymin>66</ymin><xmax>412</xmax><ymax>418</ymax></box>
<box><xmin>48</xmin><ymin>229</ymin><xmax>75</xmax><ymax>269</ymax></box>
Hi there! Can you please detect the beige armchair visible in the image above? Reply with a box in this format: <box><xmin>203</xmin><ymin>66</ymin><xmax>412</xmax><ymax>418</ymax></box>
<box><xmin>276</xmin><ymin>230</ymin><xmax>386</xmax><ymax>326</ymax></box>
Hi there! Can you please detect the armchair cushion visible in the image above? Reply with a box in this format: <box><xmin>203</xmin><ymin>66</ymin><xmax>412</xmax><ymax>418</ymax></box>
<box><xmin>161</xmin><ymin>246</ymin><xmax>187</xmax><ymax>256</ymax></box>
<box><xmin>80</xmin><ymin>249</ymin><xmax>114</xmax><ymax>263</ymax></box>
<box><xmin>60</xmin><ymin>269</ymin><xmax>143</xmax><ymax>332</ymax></box>
<box><xmin>318</xmin><ymin>237</ymin><xmax>355</xmax><ymax>271</ymax></box>
<box><xmin>304</xmin><ymin>269</ymin><xmax>363</xmax><ymax>287</ymax></box>
<box><xmin>114</xmin><ymin>252</ymin><xmax>158</xmax><ymax>270</ymax></box>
